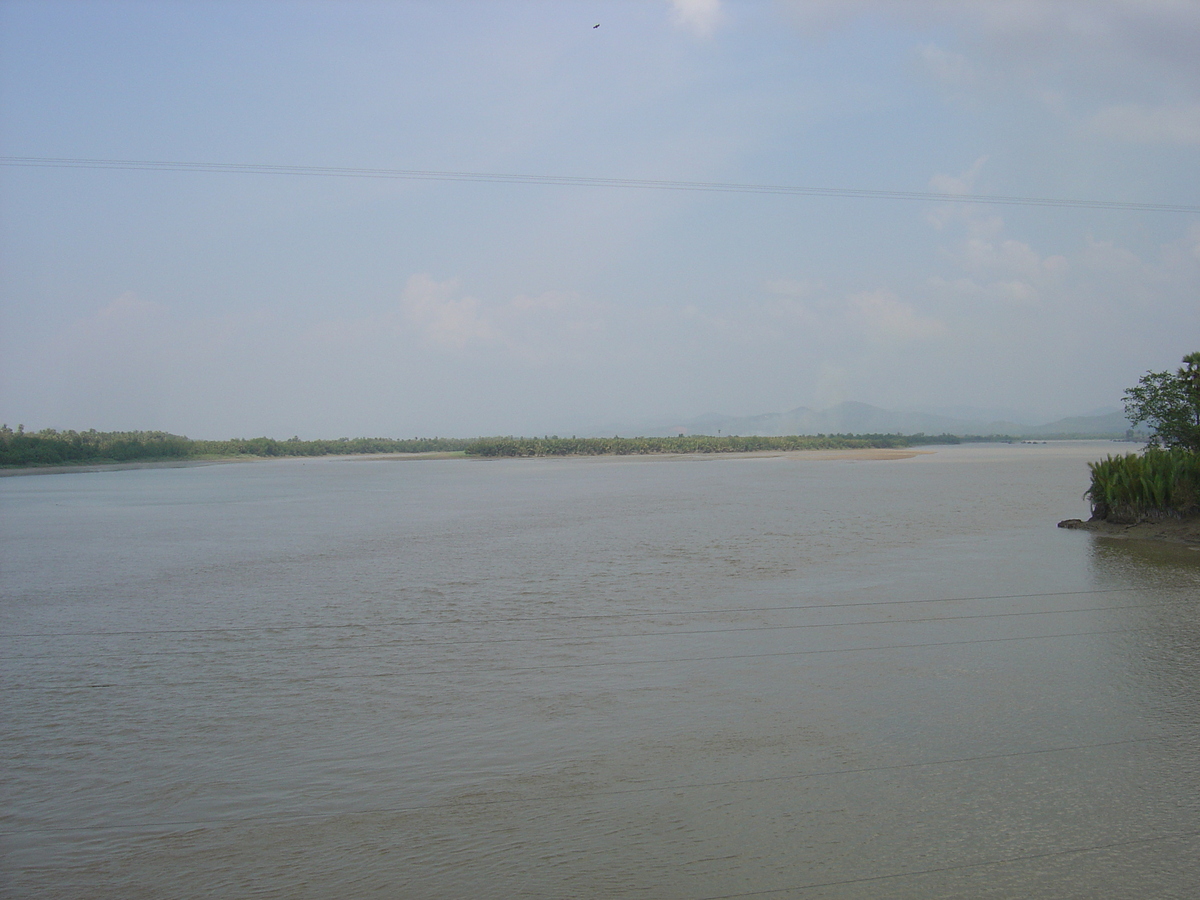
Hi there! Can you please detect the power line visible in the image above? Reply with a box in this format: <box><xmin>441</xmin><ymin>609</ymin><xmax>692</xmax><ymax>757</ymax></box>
<box><xmin>0</xmin><ymin>587</ymin><xmax>1141</xmax><ymax>639</ymax></box>
<box><xmin>1</xmin><ymin>626</ymin><xmax>1149</xmax><ymax>690</ymax></box>
<box><xmin>2</xmin><ymin>155</ymin><xmax>1196</xmax><ymax>213</ymax></box>
<box><xmin>0</xmin><ymin>598</ymin><xmax>1168</xmax><ymax>662</ymax></box>
<box><xmin>0</xmin><ymin>737</ymin><xmax>1154</xmax><ymax>836</ymax></box>
<box><xmin>694</xmin><ymin>830</ymin><xmax>1200</xmax><ymax>899</ymax></box>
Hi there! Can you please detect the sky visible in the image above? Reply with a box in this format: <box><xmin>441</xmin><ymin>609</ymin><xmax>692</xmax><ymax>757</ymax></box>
<box><xmin>1</xmin><ymin>0</ymin><xmax>1197</xmax><ymax>439</ymax></box>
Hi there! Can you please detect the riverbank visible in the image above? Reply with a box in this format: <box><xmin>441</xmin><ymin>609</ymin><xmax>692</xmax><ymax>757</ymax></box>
<box><xmin>0</xmin><ymin>451</ymin><xmax>470</xmax><ymax>476</ymax></box>
<box><xmin>1058</xmin><ymin>516</ymin><xmax>1200</xmax><ymax>545</ymax></box>
<box><xmin>640</xmin><ymin>448</ymin><xmax>932</xmax><ymax>461</ymax></box>
<box><xmin>3</xmin><ymin>446</ymin><xmax>931</xmax><ymax>476</ymax></box>
<box><xmin>303</xmin><ymin>447</ymin><xmax>931</xmax><ymax>463</ymax></box>
<box><xmin>0</xmin><ymin>458</ymin><xmax>245</xmax><ymax>477</ymax></box>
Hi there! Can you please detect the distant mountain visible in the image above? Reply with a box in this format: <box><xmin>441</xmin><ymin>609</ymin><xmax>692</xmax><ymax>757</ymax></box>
<box><xmin>1019</xmin><ymin>410</ymin><xmax>1138</xmax><ymax>438</ymax></box>
<box><xmin>590</xmin><ymin>402</ymin><xmax>1139</xmax><ymax>439</ymax></box>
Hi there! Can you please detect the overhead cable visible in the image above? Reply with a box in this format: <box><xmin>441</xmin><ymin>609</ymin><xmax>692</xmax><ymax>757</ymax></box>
<box><xmin>0</xmin><ymin>587</ymin><xmax>1141</xmax><ymax>639</ymax></box>
<box><xmin>0</xmin><ymin>598</ymin><xmax>1169</xmax><ymax>661</ymax></box>
<box><xmin>1</xmin><ymin>626</ymin><xmax>1149</xmax><ymax>690</ymax></box>
<box><xmin>2</xmin><ymin>155</ymin><xmax>1196</xmax><ymax>213</ymax></box>
<box><xmin>0</xmin><ymin>737</ymin><xmax>1156</xmax><ymax>836</ymax></box>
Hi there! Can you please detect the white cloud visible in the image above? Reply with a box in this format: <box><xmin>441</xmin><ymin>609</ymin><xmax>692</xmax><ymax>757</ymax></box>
<box><xmin>929</xmin><ymin>156</ymin><xmax>989</xmax><ymax>196</ymax></box>
<box><xmin>401</xmin><ymin>274</ymin><xmax>499</xmax><ymax>350</ymax></box>
<box><xmin>917</xmin><ymin>44</ymin><xmax>973</xmax><ymax>87</ymax></box>
<box><xmin>779</xmin><ymin>0</ymin><xmax>875</xmax><ymax>33</ymax></box>
<box><xmin>992</xmin><ymin>280</ymin><xmax>1038</xmax><ymax>303</ymax></box>
<box><xmin>1077</xmin><ymin>238</ymin><xmax>1143</xmax><ymax>274</ymax></box>
<box><xmin>1089</xmin><ymin>104</ymin><xmax>1200</xmax><ymax>146</ymax></box>
<box><xmin>927</xmin><ymin>275</ymin><xmax>1041</xmax><ymax>305</ymax></box>
<box><xmin>963</xmin><ymin>237</ymin><xmax>1042</xmax><ymax>277</ymax></box>
<box><xmin>848</xmin><ymin>289</ymin><xmax>948</xmax><ymax>342</ymax></box>
<box><xmin>929</xmin><ymin>198</ymin><xmax>1072</xmax><ymax>289</ymax></box>
<box><xmin>764</xmin><ymin>277</ymin><xmax>820</xmax><ymax>297</ymax></box>
<box><xmin>925</xmin><ymin>203</ymin><xmax>1074</xmax><ymax>307</ymax></box>
<box><xmin>503</xmin><ymin>290</ymin><xmax>606</xmax><ymax>364</ymax></box>
<box><xmin>66</xmin><ymin>293</ymin><xmax>175</xmax><ymax>361</ymax></box>
<box><xmin>1043</xmin><ymin>255</ymin><xmax>1070</xmax><ymax>277</ymax></box>
<box><xmin>926</xmin><ymin>160</ymin><xmax>997</xmax><ymax>232</ymax></box>
<box><xmin>669</xmin><ymin>0</ymin><xmax>724</xmax><ymax>37</ymax></box>
<box><xmin>784</xmin><ymin>1</ymin><xmax>1200</xmax><ymax>111</ymax></box>
<box><xmin>782</xmin><ymin>1</ymin><xmax>1200</xmax><ymax>50</ymax></box>
<box><xmin>398</xmin><ymin>274</ymin><xmax>606</xmax><ymax>363</ymax></box>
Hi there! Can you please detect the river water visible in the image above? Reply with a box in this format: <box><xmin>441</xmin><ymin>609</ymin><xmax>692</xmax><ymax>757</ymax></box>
<box><xmin>2</xmin><ymin>442</ymin><xmax>1198</xmax><ymax>899</ymax></box>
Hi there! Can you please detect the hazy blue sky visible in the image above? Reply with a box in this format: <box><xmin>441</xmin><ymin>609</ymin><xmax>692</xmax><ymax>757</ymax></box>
<box><xmin>2</xmin><ymin>0</ymin><xmax>1197</xmax><ymax>438</ymax></box>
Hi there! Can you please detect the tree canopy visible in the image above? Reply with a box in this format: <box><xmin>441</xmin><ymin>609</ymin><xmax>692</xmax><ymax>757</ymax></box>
<box><xmin>1123</xmin><ymin>352</ymin><xmax>1200</xmax><ymax>451</ymax></box>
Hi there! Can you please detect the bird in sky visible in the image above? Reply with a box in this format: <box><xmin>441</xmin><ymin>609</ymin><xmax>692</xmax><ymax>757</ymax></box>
<box><xmin>593</xmin><ymin>23</ymin><xmax>599</xmax><ymax>29</ymax></box>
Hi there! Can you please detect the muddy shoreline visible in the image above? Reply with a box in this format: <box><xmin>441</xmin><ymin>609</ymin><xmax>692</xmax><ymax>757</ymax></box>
<box><xmin>0</xmin><ymin>458</ymin><xmax>247</xmax><ymax>477</ymax></box>
<box><xmin>1058</xmin><ymin>516</ymin><xmax>1200</xmax><ymax>546</ymax></box>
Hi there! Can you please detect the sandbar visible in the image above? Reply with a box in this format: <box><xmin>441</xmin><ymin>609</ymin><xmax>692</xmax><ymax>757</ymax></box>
<box><xmin>1</xmin><ymin>447</ymin><xmax>927</xmax><ymax>476</ymax></box>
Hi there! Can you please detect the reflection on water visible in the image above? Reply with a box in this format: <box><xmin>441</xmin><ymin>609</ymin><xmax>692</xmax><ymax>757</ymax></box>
<box><xmin>2</xmin><ymin>442</ymin><xmax>1198</xmax><ymax>899</ymax></box>
<box><xmin>1089</xmin><ymin>533</ymin><xmax>1200</xmax><ymax>581</ymax></box>
<box><xmin>1087</xmin><ymin>538</ymin><xmax>1200</xmax><ymax>739</ymax></box>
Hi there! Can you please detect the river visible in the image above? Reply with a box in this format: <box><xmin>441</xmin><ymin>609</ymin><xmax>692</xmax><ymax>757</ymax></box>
<box><xmin>2</xmin><ymin>441</ymin><xmax>1198</xmax><ymax>898</ymax></box>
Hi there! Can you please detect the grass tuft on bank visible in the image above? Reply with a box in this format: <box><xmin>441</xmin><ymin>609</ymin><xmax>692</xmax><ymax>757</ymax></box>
<box><xmin>1086</xmin><ymin>448</ymin><xmax>1200</xmax><ymax>522</ymax></box>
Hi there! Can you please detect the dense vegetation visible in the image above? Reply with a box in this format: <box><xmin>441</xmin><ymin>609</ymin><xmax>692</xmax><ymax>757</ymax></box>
<box><xmin>1086</xmin><ymin>449</ymin><xmax>1200</xmax><ymax>522</ymax></box>
<box><xmin>0</xmin><ymin>425</ymin><xmax>1057</xmax><ymax>468</ymax></box>
<box><xmin>0</xmin><ymin>426</ymin><xmax>470</xmax><ymax>467</ymax></box>
<box><xmin>1123</xmin><ymin>352</ymin><xmax>1200</xmax><ymax>451</ymax></box>
<box><xmin>466</xmin><ymin>434</ymin><xmax>1048</xmax><ymax>455</ymax></box>
<box><xmin>1081</xmin><ymin>352</ymin><xmax>1200</xmax><ymax>522</ymax></box>
<box><xmin>2</xmin><ymin>425</ymin><xmax>988</xmax><ymax>468</ymax></box>
<box><xmin>465</xmin><ymin>434</ymin><xmax>913</xmax><ymax>457</ymax></box>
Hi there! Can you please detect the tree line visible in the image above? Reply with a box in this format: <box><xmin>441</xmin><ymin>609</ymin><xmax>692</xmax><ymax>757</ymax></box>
<box><xmin>1</xmin><ymin>426</ymin><xmax>985</xmax><ymax>467</ymax></box>
<box><xmin>0</xmin><ymin>426</ymin><xmax>1073</xmax><ymax>468</ymax></box>
<box><xmin>0</xmin><ymin>427</ymin><xmax>472</xmax><ymax>467</ymax></box>
<box><xmin>467</xmin><ymin>433</ymin><xmax>930</xmax><ymax>457</ymax></box>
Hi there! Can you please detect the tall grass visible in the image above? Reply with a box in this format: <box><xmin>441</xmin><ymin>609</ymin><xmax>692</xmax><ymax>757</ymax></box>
<box><xmin>1086</xmin><ymin>448</ymin><xmax>1200</xmax><ymax>522</ymax></box>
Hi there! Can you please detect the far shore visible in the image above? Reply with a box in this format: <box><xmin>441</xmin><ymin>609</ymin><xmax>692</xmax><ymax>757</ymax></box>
<box><xmin>2</xmin><ymin>446</ymin><xmax>931</xmax><ymax>476</ymax></box>
<box><xmin>362</xmin><ymin>448</ymin><xmax>933</xmax><ymax>462</ymax></box>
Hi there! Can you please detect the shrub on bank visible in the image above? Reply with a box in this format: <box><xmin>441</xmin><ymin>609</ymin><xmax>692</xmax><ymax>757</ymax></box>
<box><xmin>0</xmin><ymin>427</ymin><xmax>193</xmax><ymax>466</ymax></box>
<box><xmin>1086</xmin><ymin>448</ymin><xmax>1200</xmax><ymax>522</ymax></box>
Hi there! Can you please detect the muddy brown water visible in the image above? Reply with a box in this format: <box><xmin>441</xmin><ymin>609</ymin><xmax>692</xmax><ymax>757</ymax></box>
<box><xmin>2</xmin><ymin>442</ymin><xmax>1198</xmax><ymax>898</ymax></box>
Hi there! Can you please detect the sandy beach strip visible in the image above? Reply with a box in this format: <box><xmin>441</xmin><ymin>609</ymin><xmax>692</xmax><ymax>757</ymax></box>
<box><xmin>448</xmin><ymin>447</ymin><xmax>934</xmax><ymax>462</ymax></box>
<box><xmin>378</xmin><ymin>448</ymin><xmax>933</xmax><ymax>462</ymax></box>
<box><xmin>772</xmin><ymin>448</ymin><xmax>932</xmax><ymax>460</ymax></box>
<box><xmin>2</xmin><ymin>446</ymin><xmax>929</xmax><ymax>477</ymax></box>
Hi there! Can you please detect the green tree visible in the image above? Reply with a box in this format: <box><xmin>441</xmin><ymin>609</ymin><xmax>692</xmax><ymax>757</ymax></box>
<box><xmin>1123</xmin><ymin>352</ymin><xmax>1200</xmax><ymax>451</ymax></box>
